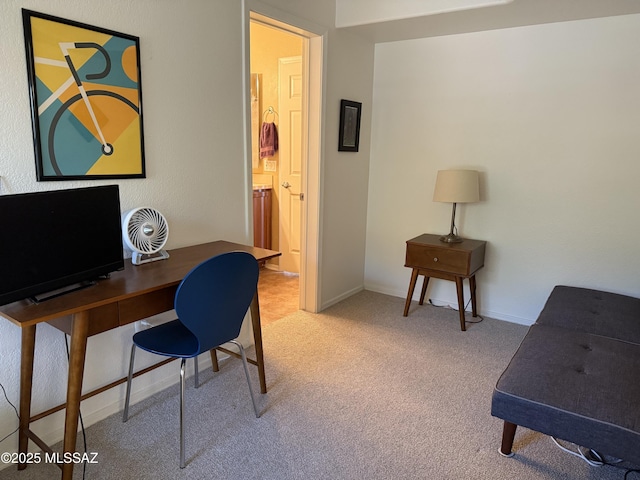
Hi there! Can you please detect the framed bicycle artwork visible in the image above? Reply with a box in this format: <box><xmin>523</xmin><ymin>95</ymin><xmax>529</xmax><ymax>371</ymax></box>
<box><xmin>22</xmin><ymin>9</ymin><xmax>146</xmax><ymax>181</ymax></box>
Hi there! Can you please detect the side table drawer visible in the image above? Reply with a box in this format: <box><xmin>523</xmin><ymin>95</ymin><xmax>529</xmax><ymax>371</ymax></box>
<box><xmin>406</xmin><ymin>244</ymin><xmax>470</xmax><ymax>275</ymax></box>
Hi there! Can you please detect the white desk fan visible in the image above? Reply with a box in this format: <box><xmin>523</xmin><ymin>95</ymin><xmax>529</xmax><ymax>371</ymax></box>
<box><xmin>122</xmin><ymin>207</ymin><xmax>170</xmax><ymax>265</ymax></box>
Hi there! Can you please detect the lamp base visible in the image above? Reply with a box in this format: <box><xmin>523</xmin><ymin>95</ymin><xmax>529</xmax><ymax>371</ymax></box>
<box><xmin>439</xmin><ymin>233</ymin><xmax>464</xmax><ymax>243</ymax></box>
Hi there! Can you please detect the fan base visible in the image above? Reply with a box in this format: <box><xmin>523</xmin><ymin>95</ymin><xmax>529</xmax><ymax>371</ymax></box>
<box><xmin>131</xmin><ymin>250</ymin><xmax>170</xmax><ymax>266</ymax></box>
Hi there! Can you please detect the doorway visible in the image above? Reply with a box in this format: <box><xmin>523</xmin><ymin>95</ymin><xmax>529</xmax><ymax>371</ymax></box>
<box><xmin>250</xmin><ymin>22</ymin><xmax>303</xmax><ymax>276</ymax></box>
<box><xmin>245</xmin><ymin>9</ymin><xmax>323</xmax><ymax>318</ymax></box>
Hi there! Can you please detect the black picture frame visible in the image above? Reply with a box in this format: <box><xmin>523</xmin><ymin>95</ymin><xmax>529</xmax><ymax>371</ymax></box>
<box><xmin>338</xmin><ymin>99</ymin><xmax>362</xmax><ymax>152</ymax></box>
<box><xmin>22</xmin><ymin>9</ymin><xmax>146</xmax><ymax>181</ymax></box>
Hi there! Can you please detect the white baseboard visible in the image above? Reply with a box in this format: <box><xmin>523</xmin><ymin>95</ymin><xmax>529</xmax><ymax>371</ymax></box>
<box><xmin>320</xmin><ymin>285</ymin><xmax>364</xmax><ymax>311</ymax></box>
<box><xmin>363</xmin><ymin>284</ymin><xmax>534</xmax><ymax>326</ymax></box>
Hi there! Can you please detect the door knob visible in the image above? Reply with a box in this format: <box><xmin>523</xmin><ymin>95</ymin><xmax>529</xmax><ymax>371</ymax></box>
<box><xmin>281</xmin><ymin>181</ymin><xmax>304</xmax><ymax>200</ymax></box>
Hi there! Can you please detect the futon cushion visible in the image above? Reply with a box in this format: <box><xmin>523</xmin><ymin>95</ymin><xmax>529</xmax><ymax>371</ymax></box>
<box><xmin>491</xmin><ymin>324</ymin><xmax>640</xmax><ymax>465</ymax></box>
<box><xmin>536</xmin><ymin>286</ymin><xmax>640</xmax><ymax>345</ymax></box>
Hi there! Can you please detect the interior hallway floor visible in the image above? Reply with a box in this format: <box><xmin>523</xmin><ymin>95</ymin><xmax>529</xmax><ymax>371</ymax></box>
<box><xmin>257</xmin><ymin>267</ymin><xmax>299</xmax><ymax>326</ymax></box>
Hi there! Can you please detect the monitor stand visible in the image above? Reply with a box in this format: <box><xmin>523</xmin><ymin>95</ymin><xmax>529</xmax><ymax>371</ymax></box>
<box><xmin>30</xmin><ymin>280</ymin><xmax>97</xmax><ymax>304</ymax></box>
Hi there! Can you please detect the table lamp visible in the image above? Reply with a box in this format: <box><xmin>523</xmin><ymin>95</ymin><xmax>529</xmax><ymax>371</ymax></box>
<box><xmin>433</xmin><ymin>169</ymin><xmax>479</xmax><ymax>243</ymax></box>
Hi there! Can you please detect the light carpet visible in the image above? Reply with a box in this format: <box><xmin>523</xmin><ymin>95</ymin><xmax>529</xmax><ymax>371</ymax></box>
<box><xmin>1</xmin><ymin>290</ymin><xmax>637</xmax><ymax>479</ymax></box>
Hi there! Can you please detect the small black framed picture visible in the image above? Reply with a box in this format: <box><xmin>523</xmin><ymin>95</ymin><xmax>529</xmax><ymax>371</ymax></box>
<box><xmin>338</xmin><ymin>99</ymin><xmax>362</xmax><ymax>152</ymax></box>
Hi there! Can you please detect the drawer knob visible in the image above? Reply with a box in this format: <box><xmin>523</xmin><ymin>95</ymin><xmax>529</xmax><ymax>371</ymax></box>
<box><xmin>433</xmin><ymin>257</ymin><xmax>438</xmax><ymax>262</ymax></box>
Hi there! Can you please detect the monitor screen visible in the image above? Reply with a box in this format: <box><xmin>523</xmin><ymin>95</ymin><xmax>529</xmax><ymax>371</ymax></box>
<box><xmin>0</xmin><ymin>185</ymin><xmax>124</xmax><ymax>306</ymax></box>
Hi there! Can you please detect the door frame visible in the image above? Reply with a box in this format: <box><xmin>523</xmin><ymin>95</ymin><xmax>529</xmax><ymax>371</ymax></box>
<box><xmin>242</xmin><ymin>0</ymin><xmax>326</xmax><ymax>313</ymax></box>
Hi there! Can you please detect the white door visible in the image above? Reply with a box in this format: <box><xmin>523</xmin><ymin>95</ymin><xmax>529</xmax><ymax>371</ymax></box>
<box><xmin>278</xmin><ymin>56</ymin><xmax>303</xmax><ymax>274</ymax></box>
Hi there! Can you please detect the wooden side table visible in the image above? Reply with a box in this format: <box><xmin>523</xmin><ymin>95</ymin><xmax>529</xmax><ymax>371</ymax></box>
<box><xmin>403</xmin><ymin>233</ymin><xmax>486</xmax><ymax>331</ymax></box>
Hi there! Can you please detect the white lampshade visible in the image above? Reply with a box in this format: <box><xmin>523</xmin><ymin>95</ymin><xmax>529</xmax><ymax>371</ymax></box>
<box><xmin>433</xmin><ymin>170</ymin><xmax>479</xmax><ymax>204</ymax></box>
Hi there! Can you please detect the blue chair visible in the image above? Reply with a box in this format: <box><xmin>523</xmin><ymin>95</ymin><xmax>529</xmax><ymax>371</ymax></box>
<box><xmin>122</xmin><ymin>251</ymin><xmax>261</xmax><ymax>468</ymax></box>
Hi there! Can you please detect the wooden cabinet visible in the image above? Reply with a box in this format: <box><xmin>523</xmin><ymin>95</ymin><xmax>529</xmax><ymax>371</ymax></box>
<box><xmin>403</xmin><ymin>234</ymin><xmax>486</xmax><ymax>331</ymax></box>
<box><xmin>253</xmin><ymin>188</ymin><xmax>272</xmax><ymax>250</ymax></box>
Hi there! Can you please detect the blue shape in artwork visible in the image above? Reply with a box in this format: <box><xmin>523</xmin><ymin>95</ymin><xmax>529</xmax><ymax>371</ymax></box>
<box><xmin>51</xmin><ymin>105</ymin><xmax>101</xmax><ymax>175</ymax></box>
<box><xmin>35</xmin><ymin>76</ymin><xmax>54</xmax><ymax>109</ymax></box>
<box><xmin>78</xmin><ymin>36</ymin><xmax>138</xmax><ymax>90</ymax></box>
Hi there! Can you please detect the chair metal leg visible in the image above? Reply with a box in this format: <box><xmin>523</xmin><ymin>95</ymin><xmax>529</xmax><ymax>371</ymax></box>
<box><xmin>194</xmin><ymin>355</ymin><xmax>199</xmax><ymax>388</ymax></box>
<box><xmin>179</xmin><ymin>358</ymin><xmax>186</xmax><ymax>469</ymax></box>
<box><xmin>230</xmin><ymin>340</ymin><xmax>260</xmax><ymax>418</ymax></box>
<box><xmin>122</xmin><ymin>344</ymin><xmax>137</xmax><ymax>422</ymax></box>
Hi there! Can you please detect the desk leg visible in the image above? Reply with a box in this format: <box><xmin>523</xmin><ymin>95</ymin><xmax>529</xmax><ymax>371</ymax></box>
<box><xmin>210</xmin><ymin>349</ymin><xmax>220</xmax><ymax>372</ymax></box>
<box><xmin>469</xmin><ymin>275</ymin><xmax>478</xmax><ymax>317</ymax></box>
<box><xmin>455</xmin><ymin>277</ymin><xmax>466</xmax><ymax>331</ymax></box>
<box><xmin>61</xmin><ymin>311</ymin><xmax>90</xmax><ymax>480</ymax></box>
<box><xmin>249</xmin><ymin>291</ymin><xmax>267</xmax><ymax>394</ymax></box>
<box><xmin>18</xmin><ymin>324</ymin><xmax>36</xmax><ymax>471</ymax></box>
<box><xmin>403</xmin><ymin>269</ymin><xmax>420</xmax><ymax>317</ymax></box>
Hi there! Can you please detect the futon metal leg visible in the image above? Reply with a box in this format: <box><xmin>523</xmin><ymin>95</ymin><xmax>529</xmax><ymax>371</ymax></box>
<box><xmin>123</xmin><ymin>344</ymin><xmax>137</xmax><ymax>422</ymax></box>
<box><xmin>180</xmin><ymin>358</ymin><xmax>186</xmax><ymax>469</ymax></box>
<box><xmin>499</xmin><ymin>421</ymin><xmax>517</xmax><ymax>457</ymax></box>
<box><xmin>231</xmin><ymin>340</ymin><xmax>260</xmax><ymax>418</ymax></box>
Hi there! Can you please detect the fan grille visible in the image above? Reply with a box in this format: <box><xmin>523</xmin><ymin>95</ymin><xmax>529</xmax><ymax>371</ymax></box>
<box><xmin>125</xmin><ymin>208</ymin><xmax>168</xmax><ymax>254</ymax></box>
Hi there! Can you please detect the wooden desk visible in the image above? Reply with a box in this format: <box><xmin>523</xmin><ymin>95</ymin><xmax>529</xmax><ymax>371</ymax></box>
<box><xmin>403</xmin><ymin>234</ymin><xmax>486</xmax><ymax>331</ymax></box>
<box><xmin>0</xmin><ymin>241</ymin><xmax>280</xmax><ymax>480</ymax></box>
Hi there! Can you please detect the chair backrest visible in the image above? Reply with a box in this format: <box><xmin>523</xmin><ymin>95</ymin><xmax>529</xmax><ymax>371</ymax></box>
<box><xmin>174</xmin><ymin>251</ymin><xmax>259</xmax><ymax>353</ymax></box>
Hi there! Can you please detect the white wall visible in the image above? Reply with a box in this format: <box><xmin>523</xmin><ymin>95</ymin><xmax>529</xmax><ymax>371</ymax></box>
<box><xmin>319</xmin><ymin>27</ymin><xmax>374</xmax><ymax>307</ymax></box>
<box><xmin>365</xmin><ymin>14</ymin><xmax>640</xmax><ymax>324</ymax></box>
<box><xmin>0</xmin><ymin>0</ymin><xmax>375</xmax><ymax>458</ymax></box>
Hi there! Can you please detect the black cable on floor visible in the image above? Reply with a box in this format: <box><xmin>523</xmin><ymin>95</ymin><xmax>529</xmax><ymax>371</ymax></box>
<box><xmin>428</xmin><ymin>298</ymin><xmax>484</xmax><ymax>324</ymax></box>
<box><xmin>0</xmin><ymin>382</ymin><xmax>20</xmax><ymax>444</ymax></box>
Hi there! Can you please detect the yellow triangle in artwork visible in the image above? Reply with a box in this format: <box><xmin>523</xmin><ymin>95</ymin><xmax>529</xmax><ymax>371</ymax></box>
<box><xmin>86</xmin><ymin>119</ymin><xmax>142</xmax><ymax>175</ymax></box>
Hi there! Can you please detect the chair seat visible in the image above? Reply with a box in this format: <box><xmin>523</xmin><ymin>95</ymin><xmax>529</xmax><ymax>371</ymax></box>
<box><xmin>133</xmin><ymin>319</ymin><xmax>199</xmax><ymax>358</ymax></box>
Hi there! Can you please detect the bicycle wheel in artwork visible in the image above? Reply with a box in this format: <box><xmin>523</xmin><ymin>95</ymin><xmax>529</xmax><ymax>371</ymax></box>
<box><xmin>22</xmin><ymin>9</ymin><xmax>146</xmax><ymax>181</ymax></box>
